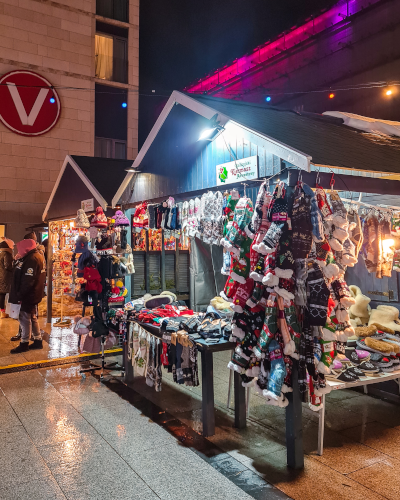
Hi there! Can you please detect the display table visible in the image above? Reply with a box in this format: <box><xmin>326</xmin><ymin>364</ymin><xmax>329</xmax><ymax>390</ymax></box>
<box><xmin>123</xmin><ymin>321</ymin><xmax>246</xmax><ymax>437</ymax></box>
<box><xmin>317</xmin><ymin>370</ymin><xmax>400</xmax><ymax>455</ymax></box>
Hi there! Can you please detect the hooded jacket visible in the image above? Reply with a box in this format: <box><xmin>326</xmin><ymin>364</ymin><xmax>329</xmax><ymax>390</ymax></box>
<box><xmin>0</xmin><ymin>242</ymin><xmax>13</xmax><ymax>294</ymax></box>
<box><xmin>9</xmin><ymin>240</ymin><xmax>46</xmax><ymax>305</ymax></box>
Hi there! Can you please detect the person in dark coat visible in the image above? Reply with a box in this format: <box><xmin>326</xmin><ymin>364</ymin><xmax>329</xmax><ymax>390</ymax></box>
<box><xmin>0</xmin><ymin>240</ymin><xmax>14</xmax><ymax>318</ymax></box>
<box><xmin>10</xmin><ymin>239</ymin><xmax>46</xmax><ymax>353</ymax></box>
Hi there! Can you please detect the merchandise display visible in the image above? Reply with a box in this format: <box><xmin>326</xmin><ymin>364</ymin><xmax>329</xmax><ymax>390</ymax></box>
<box><xmin>218</xmin><ymin>178</ymin><xmax>400</xmax><ymax>411</ymax></box>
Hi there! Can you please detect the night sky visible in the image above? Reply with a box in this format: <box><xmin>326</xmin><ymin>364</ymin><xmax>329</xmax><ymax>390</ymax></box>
<box><xmin>138</xmin><ymin>0</ymin><xmax>335</xmax><ymax>146</ymax></box>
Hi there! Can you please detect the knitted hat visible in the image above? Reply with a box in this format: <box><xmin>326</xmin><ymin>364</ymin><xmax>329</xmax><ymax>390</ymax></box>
<box><xmin>75</xmin><ymin>209</ymin><xmax>90</xmax><ymax>228</ymax></box>
<box><xmin>91</xmin><ymin>207</ymin><xmax>108</xmax><ymax>228</ymax></box>
<box><xmin>114</xmin><ymin>210</ymin><xmax>130</xmax><ymax>227</ymax></box>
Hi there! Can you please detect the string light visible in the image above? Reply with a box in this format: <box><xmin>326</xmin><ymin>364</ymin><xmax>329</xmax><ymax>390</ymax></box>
<box><xmin>329</xmin><ymin>93</ymin><xmax>335</xmax><ymax>99</ymax></box>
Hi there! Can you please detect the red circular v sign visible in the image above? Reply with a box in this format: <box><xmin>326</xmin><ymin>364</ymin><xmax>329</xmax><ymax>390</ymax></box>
<box><xmin>0</xmin><ymin>70</ymin><xmax>61</xmax><ymax>136</ymax></box>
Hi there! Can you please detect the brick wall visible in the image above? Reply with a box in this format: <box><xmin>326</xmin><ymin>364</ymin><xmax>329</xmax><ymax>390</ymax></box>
<box><xmin>0</xmin><ymin>0</ymin><xmax>139</xmax><ymax>242</ymax></box>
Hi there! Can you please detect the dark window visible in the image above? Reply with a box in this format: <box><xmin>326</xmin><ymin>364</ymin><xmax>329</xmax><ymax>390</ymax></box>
<box><xmin>95</xmin><ymin>83</ymin><xmax>127</xmax><ymax>141</ymax></box>
<box><xmin>96</xmin><ymin>0</ymin><xmax>128</xmax><ymax>23</ymax></box>
<box><xmin>95</xmin><ymin>137</ymin><xmax>126</xmax><ymax>159</ymax></box>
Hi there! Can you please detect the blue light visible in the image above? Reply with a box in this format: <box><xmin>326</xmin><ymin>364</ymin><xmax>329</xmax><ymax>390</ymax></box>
<box><xmin>122</xmin><ymin>102</ymin><xmax>127</xmax><ymax>108</ymax></box>
<box><xmin>50</xmin><ymin>97</ymin><xmax>55</xmax><ymax>103</ymax></box>
<box><xmin>266</xmin><ymin>96</ymin><xmax>271</xmax><ymax>102</ymax></box>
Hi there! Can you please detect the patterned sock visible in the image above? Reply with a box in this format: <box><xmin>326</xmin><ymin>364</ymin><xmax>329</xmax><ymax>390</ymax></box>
<box><xmin>254</xmin><ymin>294</ymin><xmax>278</xmax><ymax>357</ymax></box>
<box><xmin>291</xmin><ymin>192</ymin><xmax>313</xmax><ymax>259</ymax></box>
<box><xmin>231</xmin><ymin>278</ymin><xmax>254</xmax><ymax>313</ymax></box>
<box><xmin>265</xmin><ymin>339</ymin><xmax>287</xmax><ymax>400</ymax></box>
<box><xmin>246</xmin><ymin>281</ymin><xmax>264</xmax><ymax>308</ymax></box>
<box><xmin>307</xmin><ymin>264</ymin><xmax>330</xmax><ymax>326</ymax></box>
<box><xmin>317</xmin><ymin>339</ymin><xmax>337</xmax><ymax>374</ymax></box>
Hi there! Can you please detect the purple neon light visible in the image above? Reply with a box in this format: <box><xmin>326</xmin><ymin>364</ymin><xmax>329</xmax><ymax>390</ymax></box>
<box><xmin>184</xmin><ymin>0</ymin><xmax>382</xmax><ymax>94</ymax></box>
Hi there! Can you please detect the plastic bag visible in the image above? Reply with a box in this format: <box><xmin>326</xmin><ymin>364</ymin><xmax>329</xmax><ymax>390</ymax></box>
<box><xmin>8</xmin><ymin>303</ymin><xmax>21</xmax><ymax>320</ymax></box>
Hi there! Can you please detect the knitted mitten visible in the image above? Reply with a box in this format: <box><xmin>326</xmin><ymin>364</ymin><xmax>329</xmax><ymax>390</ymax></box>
<box><xmin>231</xmin><ymin>278</ymin><xmax>254</xmax><ymax>313</ymax></box>
<box><xmin>262</xmin><ymin>252</ymin><xmax>279</xmax><ymax>287</ymax></box>
<box><xmin>220</xmin><ymin>276</ymin><xmax>239</xmax><ymax>302</ymax></box>
<box><xmin>329</xmin><ymin>190</ymin><xmax>348</xmax><ymax>228</ymax></box>
<box><xmin>264</xmin><ymin>339</ymin><xmax>287</xmax><ymax>400</ymax></box>
<box><xmin>315</xmin><ymin>187</ymin><xmax>333</xmax><ymax>219</ymax></box>
<box><xmin>333</xmin><ymin>222</ymin><xmax>349</xmax><ymax>242</ymax></box>
<box><xmin>322</xmin><ymin>252</ymin><xmax>340</xmax><ymax>279</ymax></box>
<box><xmin>307</xmin><ymin>263</ymin><xmax>330</xmax><ymax>326</ymax></box>
<box><xmin>291</xmin><ymin>192</ymin><xmax>313</xmax><ymax>259</ymax></box>
<box><xmin>246</xmin><ymin>281</ymin><xmax>265</xmax><ymax>308</ymax></box>
<box><xmin>327</xmin><ymin>221</ymin><xmax>344</xmax><ymax>252</ymax></box>
<box><xmin>317</xmin><ymin>339</ymin><xmax>337</xmax><ymax>374</ymax></box>
<box><xmin>258</xmin><ymin>222</ymin><xmax>285</xmax><ymax>255</ymax></box>
<box><xmin>341</xmin><ymin>237</ymin><xmax>357</xmax><ymax>266</ymax></box>
<box><xmin>315</xmin><ymin>240</ymin><xmax>331</xmax><ymax>268</ymax></box>
<box><xmin>254</xmin><ymin>294</ymin><xmax>278</xmax><ymax>357</ymax></box>
<box><xmin>230</xmin><ymin>236</ymin><xmax>252</xmax><ymax>284</ymax></box>
<box><xmin>275</xmin><ymin>276</ymin><xmax>295</xmax><ymax>301</ymax></box>
<box><xmin>331</xmin><ymin>278</ymin><xmax>355</xmax><ymax>307</ymax></box>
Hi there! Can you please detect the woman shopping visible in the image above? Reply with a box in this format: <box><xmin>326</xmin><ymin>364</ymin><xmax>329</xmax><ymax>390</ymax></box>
<box><xmin>0</xmin><ymin>239</ymin><xmax>14</xmax><ymax>318</ymax></box>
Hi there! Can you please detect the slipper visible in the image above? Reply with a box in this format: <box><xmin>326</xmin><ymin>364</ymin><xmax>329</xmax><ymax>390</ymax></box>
<box><xmin>369</xmin><ymin>353</ymin><xmax>393</xmax><ymax>369</ymax></box>
<box><xmin>326</xmin><ymin>368</ymin><xmax>359</xmax><ymax>382</ymax></box>
<box><xmin>355</xmin><ymin>349</ymin><xmax>371</xmax><ymax>361</ymax></box>
<box><xmin>357</xmin><ymin>361</ymin><xmax>380</xmax><ymax>375</ymax></box>
<box><xmin>357</xmin><ymin>338</ymin><xmax>393</xmax><ymax>355</ymax></box>
<box><xmin>346</xmin><ymin>366</ymin><xmax>366</xmax><ymax>378</ymax></box>
<box><xmin>345</xmin><ymin>347</ymin><xmax>362</xmax><ymax>365</ymax></box>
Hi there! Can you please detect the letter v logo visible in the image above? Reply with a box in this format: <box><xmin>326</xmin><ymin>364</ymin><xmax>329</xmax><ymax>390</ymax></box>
<box><xmin>6</xmin><ymin>82</ymin><xmax>49</xmax><ymax>126</ymax></box>
<box><xmin>0</xmin><ymin>71</ymin><xmax>60</xmax><ymax>136</ymax></box>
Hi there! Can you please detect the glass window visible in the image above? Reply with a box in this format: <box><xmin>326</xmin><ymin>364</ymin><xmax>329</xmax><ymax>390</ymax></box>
<box><xmin>114</xmin><ymin>141</ymin><xmax>127</xmax><ymax>159</ymax></box>
<box><xmin>164</xmin><ymin>233</ymin><xmax>176</xmax><ymax>251</ymax></box>
<box><xmin>95</xmin><ymin>34</ymin><xmax>113</xmax><ymax>80</ymax></box>
<box><xmin>132</xmin><ymin>229</ymin><xmax>146</xmax><ymax>251</ymax></box>
<box><xmin>97</xmin><ymin>0</ymin><xmax>128</xmax><ymax>23</ymax></box>
<box><xmin>148</xmin><ymin>229</ymin><xmax>162</xmax><ymax>251</ymax></box>
<box><xmin>95</xmin><ymin>138</ymin><xmax>126</xmax><ymax>159</ymax></box>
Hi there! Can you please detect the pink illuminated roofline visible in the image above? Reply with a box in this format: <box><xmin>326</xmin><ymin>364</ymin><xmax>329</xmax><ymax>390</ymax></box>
<box><xmin>184</xmin><ymin>0</ymin><xmax>382</xmax><ymax>94</ymax></box>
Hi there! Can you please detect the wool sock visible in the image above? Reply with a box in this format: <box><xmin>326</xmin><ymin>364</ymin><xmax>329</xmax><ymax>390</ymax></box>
<box><xmin>264</xmin><ymin>339</ymin><xmax>287</xmax><ymax>400</ymax></box>
<box><xmin>317</xmin><ymin>339</ymin><xmax>337</xmax><ymax>374</ymax></box>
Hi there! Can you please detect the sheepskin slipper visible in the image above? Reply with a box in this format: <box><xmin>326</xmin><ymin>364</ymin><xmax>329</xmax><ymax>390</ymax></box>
<box><xmin>370</xmin><ymin>322</ymin><xmax>395</xmax><ymax>335</ymax></box>
<box><xmin>354</xmin><ymin>325</ymin><xmax>377</xmax><ymax>337</ymax></box>
<box><xmin>349</xmin><ymin>285</ymin><xmax>371</xmax><ymax>324</ymax></box>
<box><xmin>369</xmin><ymin>305</ymin><xmax>400</xmax><ymax>332</ymax></box>
<box><xmin>365</xmin><ymin>337</ymin><xmax>394</xmax><ymax>354</ymax></box>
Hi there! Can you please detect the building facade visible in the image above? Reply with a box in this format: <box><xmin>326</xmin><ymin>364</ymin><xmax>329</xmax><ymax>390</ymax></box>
<box><xmin>0</xmin><ymin>0</ymin><xmax>139</xmax><ymax>241</ymax></box>
<box><xmin>184</xmin><ymin>0</ymin><xmax>400</xmax><ymax>122</ymax></box>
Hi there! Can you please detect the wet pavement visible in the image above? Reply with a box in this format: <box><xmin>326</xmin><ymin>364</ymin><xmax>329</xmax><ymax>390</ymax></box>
<box><xmin>129</xmin><ymin>348</ymin><xmax>400</xmax><ymax>500</ymax></box>
<box><xmin>0</xmin><ymin>317</ymin><xmax>121</xmax><ymax>371</ymax></box>
<box><xmin>0</xmin><ymin>364</ymin><xmax>272</xmax><ymax>500</ymax></box>
<box><xmin>2</xmin><ymin>341</ymin><xmax>400</xmax><ymax>499</ymax></box>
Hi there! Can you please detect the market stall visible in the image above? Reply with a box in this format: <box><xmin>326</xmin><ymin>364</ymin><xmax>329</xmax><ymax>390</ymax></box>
<box><xmin>106</xmin><ymin>93</ymin><xmax>400</xmax><ymax>469</ymax></box>
<box><xmin>42</xmin><ymin>155</ymin><xmax>134</xmax><ymax>323</ymax></box>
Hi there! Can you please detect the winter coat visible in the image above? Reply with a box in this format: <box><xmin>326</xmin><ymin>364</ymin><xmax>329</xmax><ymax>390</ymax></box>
<box><xmin>0</xmin><ymin>248</ymin><xmax>13</xmax><ymax>294</ymax></box>
<box><xmin>9</xmin><ymin>248</ymin><xmax>46</xmax><ymax>305</ymax></box>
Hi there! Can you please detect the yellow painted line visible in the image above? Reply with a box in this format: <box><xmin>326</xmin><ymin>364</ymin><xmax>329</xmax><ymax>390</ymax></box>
<box><xmin>0</xmin><ymin>348</ymin><xmax>123</xmax><ymax>371</ymax></box>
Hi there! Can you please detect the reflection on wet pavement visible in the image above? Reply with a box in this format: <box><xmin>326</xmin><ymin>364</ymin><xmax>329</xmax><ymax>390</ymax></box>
<box><xmin>1</xmin><ymin>346</ymin><xmax>400</xmax><ymax>499</ymax></box>
<box><xmin>0</xmin><ymin>365</ymin><xmax>258</xmax><ymax>500</ymax></box>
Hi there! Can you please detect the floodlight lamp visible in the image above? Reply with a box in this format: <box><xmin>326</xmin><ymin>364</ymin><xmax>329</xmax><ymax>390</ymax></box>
<box><xmin>198</xmin><ymin>127</ymin><xmax>217</xmax><ymax>141</ymax></box>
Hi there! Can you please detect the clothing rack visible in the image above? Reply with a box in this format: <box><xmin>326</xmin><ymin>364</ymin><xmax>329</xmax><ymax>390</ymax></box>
<box><xmin>340</xmin><ymin>198</ymin><xmax>400</xmax><ymax>212</ymax></box>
